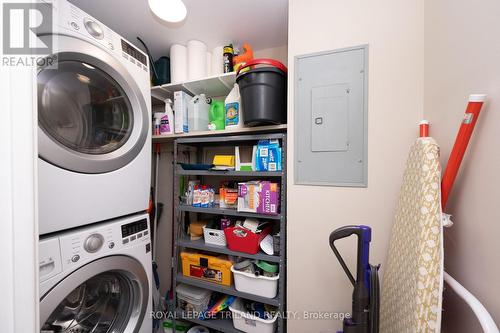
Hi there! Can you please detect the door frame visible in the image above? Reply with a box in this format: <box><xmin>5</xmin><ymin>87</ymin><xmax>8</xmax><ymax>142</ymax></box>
<box><xmin>0</xmin><ymin>54</ymin><xmax>39</xmax><ymax>332</ymax></box>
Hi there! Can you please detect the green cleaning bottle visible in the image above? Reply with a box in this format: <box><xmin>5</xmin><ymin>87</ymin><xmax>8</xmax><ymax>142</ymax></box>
<box><xmin>208</xmin><ymin>100</ymin><xmax>225</xmax><ymax>130</ymax></box>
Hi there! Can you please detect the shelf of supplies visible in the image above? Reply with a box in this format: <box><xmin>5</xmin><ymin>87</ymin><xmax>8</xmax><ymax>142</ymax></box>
<box><xmin>152</xmin><ymin>124</ymin><xmax>287</xmax><ymax>143</ymax></box>
<box><xmin>177</xmin><ymin>237</ymin><xmax>280</xmax><ymax>263</ymax></box>
<box><xmin>178</xmin><ymin>204</ymin><xmax>282</xmax><ymax>220</ymax></box>
<box><xmin>151</xmin><ymin>72</ymin><xmax>236</xmax><ymax>100</ymax></box>
<box><xmin>176</xmin><ymin>169</ymin><xmax>284</xmax><ymax>177</ymax></box>
<box><xmin>176</xmin><ymin>310</ymin><xmax>243</xmax><ymax>333</ymax></box>
<box><xmin>176</xmin><ymin>274</ymin><xmax>280</xmax><ymax>306</ymax></box>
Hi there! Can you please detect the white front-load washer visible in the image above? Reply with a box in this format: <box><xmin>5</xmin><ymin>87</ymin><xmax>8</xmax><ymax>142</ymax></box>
<box><xmin>39</xmin><ymin>213</ymin><xmax>153</xmax><ymax>333</ymax></box>
<box><xmin>38</xmin><ymin>0</ymin><xmax>151</xmax><ymax>235</ymax></box>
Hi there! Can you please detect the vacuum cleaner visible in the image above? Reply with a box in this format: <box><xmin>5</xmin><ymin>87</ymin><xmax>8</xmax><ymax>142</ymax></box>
<box><xmin>329</xmin><ymin>225</ymin><xmax>380</xmax><ymax>333</ymax></box>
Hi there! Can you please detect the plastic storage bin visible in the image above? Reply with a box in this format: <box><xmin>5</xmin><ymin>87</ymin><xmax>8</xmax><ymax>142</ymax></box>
<box><xmin>162</xmin><ymin>319</ymin><xmax>190</xmax><ymax>333</ymax></box>
<box><xmin>224</xmin><ymin>225</ymin><xmax>271</xmax><ymax>254</ymax></box>
<box><xmin>231</xmin><ymin>266</ymin><xmax>279</xmax><ymax>298</ymax></box>
<box><xmin>203</xmin><ymin>226</ymin><xmax>227</xmax><ymax>246</ymax></box>
<box><xmin>181</xmin><ymin>252</ymin><xmax>233</xmax><ymax>286</ymax></box>
<box><xmin>176</xmin><ymin>283</ymin><xmax>212</xmax><ymax>313</ymax></box>
<box><xmin>229</xmin><ymin>298</ymin><xmax>278</xmax><ymax>333</ymax></box>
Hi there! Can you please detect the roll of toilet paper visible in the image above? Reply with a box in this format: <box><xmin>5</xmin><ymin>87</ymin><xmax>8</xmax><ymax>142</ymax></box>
<box><xmin>170</xmin><ymin>43</ymin><xmax>187</xmax><ymax>83</ymax></box>
<box><xmin>206</xmin><ymin>51</ymin><xmax>212</xmax><ymax>76</ymax></box>
<box><xmin>187</xmin><ymin>40</ymin><xmax>207</xmax><ymax>80</ymax></box>
<box><xmin>211</xmin><ymin>46</ymin><xmax>224</xmax><ymax>75</ymax></box>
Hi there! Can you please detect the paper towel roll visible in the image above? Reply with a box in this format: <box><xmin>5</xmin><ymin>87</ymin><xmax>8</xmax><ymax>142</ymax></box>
<box><xmin>206</xmin><ymin>51</ymin><xmax>212</xmax><ymax>76</ymax></box>
<box><xmin>211</xmin><ymin>46</ymin><xmax>224</xmax><ymax>75</ymax></box>
<box><xmin>170</xmin><ymin>44</ymin><xmax>187</xmax><ymax>83</ymax></box>
<box><xmin>187</xmin><ymin>40</ymin><xmax>207</xmax><ymax>80</ymax></box>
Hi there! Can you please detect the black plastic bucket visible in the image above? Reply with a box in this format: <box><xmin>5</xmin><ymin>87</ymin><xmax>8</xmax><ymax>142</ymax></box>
<box><xmin>236</xmin><ymin>59</ymin><xmax>287</xmax><ymax>126</ymax></box>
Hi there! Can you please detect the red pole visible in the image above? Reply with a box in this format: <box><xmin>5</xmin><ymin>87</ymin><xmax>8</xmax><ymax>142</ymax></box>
<box><xmin>419</xmin><ymin>120</ymin><xmax>430</xmax><ymax>137</ymax></box>
<box><xmin>441</xmin><ymin>94</ymin><xmax>486</xmax><ymax>210</ymax></box>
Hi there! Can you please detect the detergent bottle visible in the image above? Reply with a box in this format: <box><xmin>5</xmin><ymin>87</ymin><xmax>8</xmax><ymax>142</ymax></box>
<box><xmin>224</xmin><ymin>83</ymin><xmax>243</xmax><ymax>129</ymax></box>
<box><xmin>188</xmin><ymin>94</ymin><xmax>210</xmax><ymax>132</ymax></box>
<box><xmin>158</xmin><ymin>98</ymin><xmax>174</xmax><ymax>135</ymax></box>
<box><xmin>208</xmin><ymin>100</ymin><xmax>225</xmax><ymax>130</ymax></box>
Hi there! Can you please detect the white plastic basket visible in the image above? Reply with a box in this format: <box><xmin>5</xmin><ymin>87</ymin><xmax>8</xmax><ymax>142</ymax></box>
<box><xmin>203</xmin><ymin>226</ymin><xmax>227</xmax><ymax>246</ymax></box>
<box><xmin>231</xmin><ymin>266</ymin><xmax>279</xmax><ymax>298</ymax></box>
<box><xmin>229</xmin><ymin>298</ymin><xmax>278</xmax><ymax>333</ymax></box>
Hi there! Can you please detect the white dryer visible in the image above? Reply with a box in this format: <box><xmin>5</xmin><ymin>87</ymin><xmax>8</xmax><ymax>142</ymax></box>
<box><xmin>39</xmin><ymin>213</ymin><xmax>153</xmax><ymax>333</ymax></box>
<box><xmin>38</xmin><ymin>0</ymin><xmax>151</xmax><ymax>235</ymax></box>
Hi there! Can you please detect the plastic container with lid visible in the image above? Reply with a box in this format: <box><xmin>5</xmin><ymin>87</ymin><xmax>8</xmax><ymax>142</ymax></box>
<box><xmin>176</xmin><ymin>283</ymin><xmax>212</xmax><ymax>313</ymax></box>
<box><xmin>229</xmin><ymin>298</ymin><xmax>278</xmax><ymax>333</ymax></box>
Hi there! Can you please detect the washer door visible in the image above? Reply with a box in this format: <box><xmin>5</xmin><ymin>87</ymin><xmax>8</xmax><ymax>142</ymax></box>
<box><xmin>40</xmin><ymin>256</ymin><xmax>149</xmax><ymax>333</ymax></box>
<box><xmin>37</xmin><ymin>34</ymin><xmax>149</xmax><ymax>174</ymax></box>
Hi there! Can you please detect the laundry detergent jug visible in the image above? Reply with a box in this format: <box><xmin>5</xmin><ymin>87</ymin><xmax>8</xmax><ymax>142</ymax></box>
<box><xmin>208</xmin><ymin>100</ymin><xmax>225</xmax><ymax>130</ymax></box>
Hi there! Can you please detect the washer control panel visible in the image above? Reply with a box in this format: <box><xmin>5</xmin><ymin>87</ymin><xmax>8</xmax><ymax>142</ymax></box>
<box><xmin>83</xmin><ymin>233</ymin><xmax>105</xmax><ymax>253</ymax></box>
<box><xmin>83</xmin><ymin>18</ymin><xmax>104</xmax><ymax>39</ymax></box>
<box><xmin>121</xmin><ymin>218</ymin><xmax>149</xmax><ymax>245</ymax></box>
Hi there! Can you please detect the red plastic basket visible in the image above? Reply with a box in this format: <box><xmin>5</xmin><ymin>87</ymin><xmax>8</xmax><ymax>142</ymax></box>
<box><xmin>224</xmin><ymin>226</ymin><xmax>271</xmax><ymax>254</ymax></box>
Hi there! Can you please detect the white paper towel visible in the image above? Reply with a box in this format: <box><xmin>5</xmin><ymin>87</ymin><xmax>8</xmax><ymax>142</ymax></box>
<box><xmin>211</xmin><ymin>46</ymin><xmax>224</xmax><ymax>75</ymax></box>
<box><xmin>170</xmin><ymin>44</ymin><xmax>187</xmax><ymax>83</ymax></box>
<box><xmin>187</xmin><ymin>40</ymin><xmax>207</xmax><ymax>80</ymax></box>
<box><xmin>206</xmin><ymin>51</ymin><xmax>212</xmax><ymax>76</ymax></box>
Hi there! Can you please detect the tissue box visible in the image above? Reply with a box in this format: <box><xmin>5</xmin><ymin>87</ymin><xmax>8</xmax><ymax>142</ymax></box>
<box><xmin>174</xmin><ymin>91</ymin><xmax>190</xmax><ymax>133</ymax></box>
<box><xmin>255</xmin><ymin>140</ymin><xmax>282</xmax><ymax>172</ymax></box>
<box><xmin>237</xmin><ymin>181</ymin><xmax>279</xmax><ymax>215</ymax></box>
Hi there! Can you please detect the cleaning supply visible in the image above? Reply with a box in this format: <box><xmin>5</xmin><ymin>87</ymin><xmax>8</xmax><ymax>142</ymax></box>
<box><xmin>188</xmin><ymin>94</ymin><xmax>210</xmax><ymax>132</ymax></box>
<box><xmin>223</xmin><ymin>44</ymin><xmax>234</xmax><ymax>73</ymax></box>
<box><xmin>208</xmin><ymin>100</ymin><xmax>225</xmax><ymax>130</ymax></box>
<box><xmin>233</xmin><ymin>43</ymin><xmax>254</xmax><ymax>72</ymax></box>
<box><xmin>224</xmin><ymin>83</ymin><xmax>243</xmax><ymax>129</ymax></box>
<box><xmin>255</xmin><ymin>139</ymin><xmax>282</xmax><ymax>171</ymax></box>
<box><xmin>212</xmin><ymin>155</ymin><xmax>235</xmax><ymax>170</ymax></box>
<box><xmin>174</xmin><ymin>90</ymin><xmax>190</xmax><ymax>133</ymax></box>
<box><xmin>153</xmin><ymin>113</ymin><xmax>161</xmax><ymax>135</ymax></box>
<box><xmin>158</xmin><ymin>98</ymin><xmax>174</xmax><ymax>135</ymax></box>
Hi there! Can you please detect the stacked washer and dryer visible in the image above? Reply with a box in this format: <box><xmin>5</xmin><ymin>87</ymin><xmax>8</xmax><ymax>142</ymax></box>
<box><xmin>38</xmin><ymin>1</ymin><xmax>153</xmax><ymax>332</ymax></box>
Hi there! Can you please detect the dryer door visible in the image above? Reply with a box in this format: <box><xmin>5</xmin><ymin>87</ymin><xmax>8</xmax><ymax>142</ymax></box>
<box><xmin>37</xmin><ymin>34</ymin><xmax>149</xmax><ymax>174</ymax></box>
<box><xmin>40</xmin><ymin>256</ymin><xmax>150</xmax><ymax>333</ymax></box>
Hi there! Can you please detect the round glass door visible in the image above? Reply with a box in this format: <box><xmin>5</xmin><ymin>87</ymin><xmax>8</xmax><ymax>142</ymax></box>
<box><xmin>40</xmin><ymin>256</ymin><xmax>149</xmax><ymax>333</ymax></box>
<box><xmin>38</xmin><ymin>61</ymin><xmax>133</xmax><ymax>155</ymax></box>
<box><xmin>41</xmin><ymin>272</ymin><xmax>133</xmax><ymax>333</ymax></box>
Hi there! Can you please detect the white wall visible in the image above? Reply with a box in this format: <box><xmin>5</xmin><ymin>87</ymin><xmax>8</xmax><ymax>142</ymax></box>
<box><xmin>287</xmin><ymin>0</ymin><xmax>424</xmax><ymax>331</ymax></box>
<box><xmin>0</xmin><ymin>67</ymin><xmax>39</xmax><ymax>332</ymax></box>
<box><xmin>424</xmin><ymin>0</ymin><xmax>500</xmax><ymax>331</ymax></box>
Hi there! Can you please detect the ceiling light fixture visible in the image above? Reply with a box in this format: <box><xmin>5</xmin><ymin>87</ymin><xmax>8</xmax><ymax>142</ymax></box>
<box><xmin>148</xmin><ymin>0</ymin><xmax>187</xmax><ymax>23</ymax></box>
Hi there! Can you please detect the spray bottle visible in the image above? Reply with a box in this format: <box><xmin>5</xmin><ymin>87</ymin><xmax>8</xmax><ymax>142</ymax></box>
<box><xmin>158</xmin><ymin>98</ymin><xmax>174</xmax><ymax>135</ymax></box>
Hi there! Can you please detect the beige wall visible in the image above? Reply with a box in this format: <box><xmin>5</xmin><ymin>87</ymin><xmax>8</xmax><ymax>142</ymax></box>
<box><xmin>424</xmin><ymin>0</ymin><xmax>500</xmax><ymax>331</ymax></box>
<box><xmin>254</xmin><ymin>45</ymin><xmax>289</xmax><ymax>65</ymax></box>
<box><xmin>287</xmin><ymin>0</ymin><xmax>424</xmax><ymax>332</ymax></box>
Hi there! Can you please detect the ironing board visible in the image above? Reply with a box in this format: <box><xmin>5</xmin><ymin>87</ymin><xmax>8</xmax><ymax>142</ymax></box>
<box><xmin>380</xmin><ymin>137</ymin><xmax>443</xmax><ymax>333</ymax></box>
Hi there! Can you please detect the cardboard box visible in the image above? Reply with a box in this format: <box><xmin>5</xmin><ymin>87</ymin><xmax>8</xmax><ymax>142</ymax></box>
<box><xmin>237</xmin><ymin>181</ymin><xmax>279</xmax><ymax>215</ymax></box>
<box><xmin>174</xmin><ymin>91</ymin><xmax>190</xmax><ymax>133</ymax></box>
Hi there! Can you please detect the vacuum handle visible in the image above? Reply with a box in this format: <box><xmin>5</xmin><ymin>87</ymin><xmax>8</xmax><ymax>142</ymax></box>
<box><xmin>329</xmin><ymin>225</ymin><xmax>371</xmax><ymax>287</ymax></box>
